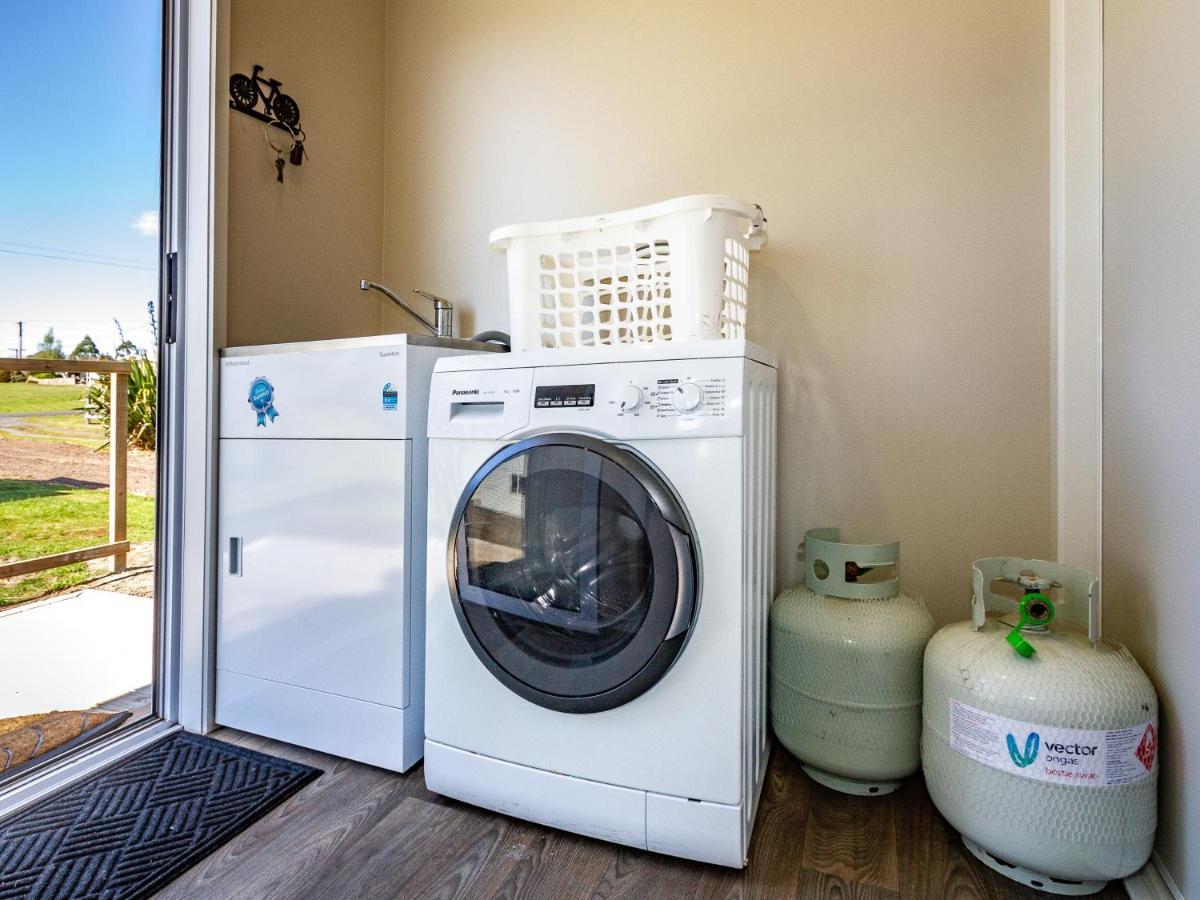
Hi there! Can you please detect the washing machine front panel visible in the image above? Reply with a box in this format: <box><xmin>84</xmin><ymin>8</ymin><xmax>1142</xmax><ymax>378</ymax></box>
<box><xmin>450</xmin><ymin>433</ymin><xmax>698</xmax><ymax>713</ymax></box>
<box><xmin>425</xmin><ymin>347</ymin><xmax>774</xmax><ymax>805</ymax></box>
<box><xmin>426</xmin><ymin>434</ymin><xmax>749</xmax><ymax>805</ymax></box>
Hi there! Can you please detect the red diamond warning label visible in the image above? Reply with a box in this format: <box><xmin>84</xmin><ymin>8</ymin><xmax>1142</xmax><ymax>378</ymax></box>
<box><xmin>1136</xmin><ymin>723</ymin><xmax>1158</xmax><ymax>772</ymax></box>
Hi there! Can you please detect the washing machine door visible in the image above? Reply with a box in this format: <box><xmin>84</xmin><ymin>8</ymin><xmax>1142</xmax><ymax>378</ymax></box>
<box><xmin>448</xmin><ymin>432</ymin><xmax>699</xmax><ymax>713</ymax></box>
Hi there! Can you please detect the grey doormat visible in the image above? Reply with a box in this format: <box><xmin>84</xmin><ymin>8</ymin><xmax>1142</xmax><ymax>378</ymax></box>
<box><xmin>0</xmin><ymin>731</ymin><xmax>321</xmax><ymax>899</ymax></box>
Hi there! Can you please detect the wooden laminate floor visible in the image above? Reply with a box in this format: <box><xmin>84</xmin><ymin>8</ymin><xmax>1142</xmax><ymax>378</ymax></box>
<box><xmin>157</xmin><ymin>729</ymin><xmax>1127</xmax><ymax>900</ymax></box>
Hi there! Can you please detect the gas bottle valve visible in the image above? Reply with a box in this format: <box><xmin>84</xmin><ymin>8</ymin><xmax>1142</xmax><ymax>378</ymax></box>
<box><xmin>1005</xmin><ymin>590</ymin><xmax>1056</xmax><ymax>658</ymax></box>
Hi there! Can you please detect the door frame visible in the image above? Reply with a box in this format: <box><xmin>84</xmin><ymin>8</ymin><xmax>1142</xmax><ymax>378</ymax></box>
<box><xmin>1050</xmin><ymin>0</ymin><xmax>1102</xmax><ymax>578</ymax></box>
<box><xmin>161</xmin><ymin>0</ymin><xmax>221</xmax><ymax>735</ymax></box>
<box><xmin>0</xmin><ymin>0</ymin><xmax>219</xmax><ymax>818</ymax></box>
<box><xmin>1053</xmin><ymin>4</ymin><xmax>1182</xmax><ymax>898</ymax></box>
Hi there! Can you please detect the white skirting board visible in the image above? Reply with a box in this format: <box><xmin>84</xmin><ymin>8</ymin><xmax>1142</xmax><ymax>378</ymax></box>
<box><xmin>1124</xmin><ymin>854</ymin><xmax>1185</xmax><ymax>900</ymax></box>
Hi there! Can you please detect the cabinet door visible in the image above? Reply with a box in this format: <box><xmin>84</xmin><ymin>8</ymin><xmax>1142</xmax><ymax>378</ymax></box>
<box><xmin>218</xmin><ymin>439</ymin><xmax>410</xmax><ymax>708</ymax></box>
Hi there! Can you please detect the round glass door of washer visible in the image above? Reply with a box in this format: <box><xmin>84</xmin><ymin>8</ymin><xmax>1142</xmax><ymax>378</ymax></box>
<box><xmin>449</xmin><ymin>433</ymin><xmax>698</xmax><ymax>713</ymax></box>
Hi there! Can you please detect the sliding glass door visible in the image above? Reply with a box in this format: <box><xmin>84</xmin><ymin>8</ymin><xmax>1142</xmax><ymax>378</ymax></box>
<box><xmin>0</xmin><ymin>0</ymin><xmax>168</xmax><ymax>783</ymax></box>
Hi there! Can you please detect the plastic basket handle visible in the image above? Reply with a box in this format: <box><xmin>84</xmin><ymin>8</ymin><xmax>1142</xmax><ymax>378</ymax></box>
<box><xmin>970</xmin><ymin>557</ymin><xmax>1101</xmax><ymax>646</ymax></box>
<box><xmin>744</xmin><ymin>204</ymin><xmax>768</xmax><ymax>251</ymax></box>
<box><xmin>804</xmin><ymin>527</ymin><xmax>899</xmax><ymax>599</ymax></box>
<box><xmin>680</xmin><ymin>201</ymin><xmax>767</xmax><ymax>249</ymax></box>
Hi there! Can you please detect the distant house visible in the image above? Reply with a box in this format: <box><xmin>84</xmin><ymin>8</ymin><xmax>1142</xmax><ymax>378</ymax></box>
<box><xmin>28</xmin><ymin>373</ymin><xmax>82</xmax><ymax>386</ymax></box>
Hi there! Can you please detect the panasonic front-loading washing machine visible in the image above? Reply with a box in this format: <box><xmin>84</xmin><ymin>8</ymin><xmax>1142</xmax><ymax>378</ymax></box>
<box><xmin>423</xmin><ymin>340</ymin><xmax>777</xmax><ymax>867</ymax></box>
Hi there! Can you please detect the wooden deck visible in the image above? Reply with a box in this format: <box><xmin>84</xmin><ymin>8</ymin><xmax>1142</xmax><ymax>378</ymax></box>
<box><xmin>155</xmin><ymin>729</ymin><xmax>1127</xmax><ymax>899</ymax></box>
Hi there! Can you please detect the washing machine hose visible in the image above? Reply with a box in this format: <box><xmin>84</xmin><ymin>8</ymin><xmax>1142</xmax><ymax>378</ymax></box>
<box><xmin>471</xmin><ymin>330</ymin><xmax>512</xmax><ymax>350</ymax></box>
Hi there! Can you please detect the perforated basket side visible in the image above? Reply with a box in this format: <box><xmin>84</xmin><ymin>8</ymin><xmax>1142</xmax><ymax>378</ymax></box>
<box><xmin>501</xmin><ymin>204</ymin><xmax>759</xmax><ymax>351</ymax></box>
<box><xmin>531</xmin><ymin>238</ymin><xmax>677</xmax><ymax>348</ymax></box>
<box><xmin>722</xmin><ymin>237</ymin><xmax>751</xmax><ymax>339</ymax></box>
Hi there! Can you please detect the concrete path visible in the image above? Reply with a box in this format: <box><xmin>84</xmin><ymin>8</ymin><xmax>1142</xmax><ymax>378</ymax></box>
<box><xmin>0</xmin><ymin>589</ymin><xmax>153</xmax><ymax>718</ymax></box>
<box><xmin>0</xmin><ymin>410</ymin><xmax>69</xmax><ymax>423</ymax></box>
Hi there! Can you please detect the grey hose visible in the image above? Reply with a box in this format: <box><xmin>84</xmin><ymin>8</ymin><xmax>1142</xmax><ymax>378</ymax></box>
<box><xmin>471</xmin><ymin>330</ymin><xmax>511</xmax><ymax>350</ymax></box>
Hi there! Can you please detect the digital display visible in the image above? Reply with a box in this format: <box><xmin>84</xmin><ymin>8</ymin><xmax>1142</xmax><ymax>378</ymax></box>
<box><xmin>535</xmin><ymin>384</ymin><xmax>595</xmax><ymax>409</ymax></box>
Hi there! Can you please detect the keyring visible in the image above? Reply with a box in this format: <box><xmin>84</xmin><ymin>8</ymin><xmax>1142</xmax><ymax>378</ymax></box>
<box><xmin>264</xmin><ymin>120</ymin><xmax>297</xmax><ymax>155</ymax></box>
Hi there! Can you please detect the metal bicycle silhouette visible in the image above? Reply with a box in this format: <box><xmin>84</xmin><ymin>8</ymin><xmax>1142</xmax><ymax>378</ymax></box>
<box><xmin>229</xmin><ymin>64</ymin><xmax>301</xmax><ymax>129</ymax></box>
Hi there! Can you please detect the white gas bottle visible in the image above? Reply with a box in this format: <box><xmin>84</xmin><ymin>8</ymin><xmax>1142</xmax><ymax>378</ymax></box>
<box><xmin>770</xmin><ymin>529</ymin><xmax>935</xmax><ymax>796</ymax></box>
<box><xmin>922</xmin><ymin>558</ymin><xmax>1158</xmax><ymax>895</ymax></box>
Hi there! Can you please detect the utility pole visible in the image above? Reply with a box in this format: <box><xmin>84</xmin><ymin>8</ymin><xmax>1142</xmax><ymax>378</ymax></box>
<box><xmin>16</xmin><ymin>321</ymin><xmax>23</xmax><ymax>359</ymax></box>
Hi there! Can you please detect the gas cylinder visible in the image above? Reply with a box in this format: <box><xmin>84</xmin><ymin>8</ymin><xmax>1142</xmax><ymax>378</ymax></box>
<box><xmin>769</xmin><ymin>528</ymin><xmax>935</xmax><ymax>795</ymax></box>
<box><xmin>922</xmin><ymin>558</ymin><xmax>1158</xmax><ymax>895</ymax></box>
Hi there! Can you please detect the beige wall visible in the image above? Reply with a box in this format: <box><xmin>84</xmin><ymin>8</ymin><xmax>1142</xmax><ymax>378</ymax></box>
<box><xmin>217</xmin><ymin>4</ymin><xmax>1196</xmax><ymax>886</ymax></box>
<box><xmin>1103</xmin><ymin>2</ymin><xmax>1199</xmax><ymax>894</ymax></box>
<box><xmin>225</xmin><ymin>0</ymin><xmax>386</xmax><ymax>346</ymax></box>
<box><xmin>382</xmin><ymin>0</ymin><xmax>1052</xmax><ymax>620</ymax></box>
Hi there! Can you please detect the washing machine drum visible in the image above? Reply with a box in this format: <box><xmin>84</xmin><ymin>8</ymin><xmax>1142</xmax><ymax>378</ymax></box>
<box><xmin>448</xmin><ymin>433</ymin><xmax>699</xmax><ymax>714</ymax></box>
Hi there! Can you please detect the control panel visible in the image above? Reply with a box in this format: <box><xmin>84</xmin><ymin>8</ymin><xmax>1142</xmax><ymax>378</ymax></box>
<box><xmin>535</xmin><ymin>375</ymin><xmax>729</xmax><ymax>420</ymax></box>
<box><xmin>534</xmin><ymin>384</ymin><xmax>595</xmax><ymax>409</ymax></box>
<box><xmin>430</xmin><ymin>357</ymin><xmax>750</xmax><ymax>439</ymax></box>
<box><xmin>645</xmin><ymin>376</ymin><xmax>729</xmax><ymax>418</ymax></box>
<box><xmin>531</xmin><ymin>357</ymin><xmax>744</xmax><ymax>439</ymax></box>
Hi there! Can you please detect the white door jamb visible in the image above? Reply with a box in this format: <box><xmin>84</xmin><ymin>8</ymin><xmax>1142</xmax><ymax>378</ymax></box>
<box><xmin>1055</xmin><ymin>4</ymin><xmax>1184</xmax><ymax>898</ymax></box>
<box><xmin>1050</xmin><ymin>0</ymin><xmax>1103</xmax><ymax>577</ymax></box>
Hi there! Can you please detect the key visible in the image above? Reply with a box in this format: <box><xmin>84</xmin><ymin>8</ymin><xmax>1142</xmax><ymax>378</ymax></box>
<box><xmin>275</xmin><ymin>156</ymin><xmax>285</xmax><ymax>183</ymax></box>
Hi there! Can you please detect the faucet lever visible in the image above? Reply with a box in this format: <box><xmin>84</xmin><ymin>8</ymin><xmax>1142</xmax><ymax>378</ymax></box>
<box><xmin>359</xmin><ymin>280</ymin><xmax>454</xmax><ymax>338</ymax></box>
<box><xmin>412</xmin><ymin>289</ymin><xmax>454</xmax><ymax>339</ymax></box>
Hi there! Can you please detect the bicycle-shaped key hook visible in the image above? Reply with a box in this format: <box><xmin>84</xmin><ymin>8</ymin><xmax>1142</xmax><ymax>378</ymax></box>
<box><xmin>229</xmin><ymin>64</ymin><xmax>301</xmax><ymax>130</ymax></box>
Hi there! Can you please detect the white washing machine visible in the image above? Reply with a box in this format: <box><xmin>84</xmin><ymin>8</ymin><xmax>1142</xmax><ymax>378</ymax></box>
<box><xmin>215</xmin><ymin>334</ymin><xmax>500</xmax><ymax>772</ymax></box>
<box><xmin>423</xmin><ymin>340</ymin><xmax>777</xmax><ymax>867</ymax></box>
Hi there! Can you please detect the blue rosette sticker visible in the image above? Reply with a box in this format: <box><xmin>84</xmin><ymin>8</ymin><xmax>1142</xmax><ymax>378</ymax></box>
<box><xmin>247</xmin><ymin>376</ymin><xmax>279</xmax><ymax>427</ymax></box>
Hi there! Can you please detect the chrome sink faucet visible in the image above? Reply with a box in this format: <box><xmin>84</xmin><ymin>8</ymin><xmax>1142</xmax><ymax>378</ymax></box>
<box><xmin>359</xmin><ymin>279</ymin><xmax>454</xmax><ymax>338</ymax></box>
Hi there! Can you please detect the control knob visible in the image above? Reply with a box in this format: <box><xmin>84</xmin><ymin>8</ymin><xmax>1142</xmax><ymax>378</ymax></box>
<box><xmin>617</xmin><ymin>384</ymin><xmax>644</xmax><ymax>412</ymax></box>
<box><xmin>672</xmin><ymin>381</ymin><xmax>705</xmax><ymax>413</ymax></box>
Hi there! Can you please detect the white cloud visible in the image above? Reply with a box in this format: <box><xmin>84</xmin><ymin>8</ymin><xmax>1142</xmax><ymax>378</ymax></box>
<box><xmin>131</xmin><ymin>210</ymin><xmax>159</xmax><ymax>236</ymax></box>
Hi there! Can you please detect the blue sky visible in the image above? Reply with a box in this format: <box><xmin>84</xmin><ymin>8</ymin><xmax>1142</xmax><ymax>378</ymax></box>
<box><xmin>0</xmin><ymin>1</ymin><xmax>162</xmax><ymax>358</ymax></box>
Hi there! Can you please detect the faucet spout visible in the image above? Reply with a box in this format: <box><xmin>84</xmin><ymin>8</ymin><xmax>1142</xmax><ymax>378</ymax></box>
<box><xmin>359</xmin><ymin>279</ymin><xmax>454</xmax><ymax>338</ymax></box>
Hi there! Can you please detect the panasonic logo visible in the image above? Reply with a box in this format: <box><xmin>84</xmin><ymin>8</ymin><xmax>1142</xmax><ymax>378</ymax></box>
<box><xmin>451</xmin><ymin>389</ymin><xmax>480</xmax><ymax>396</ymax></box>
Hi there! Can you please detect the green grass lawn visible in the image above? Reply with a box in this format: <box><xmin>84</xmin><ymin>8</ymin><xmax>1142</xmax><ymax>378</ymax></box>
<box><xmin>0</xmin><ymin>480</ymin><xmax>155</xmax><ymax>606</ymax></box>
<box><xmin>0</xmin><ymin>382</ymin><xmax>84</xmax><ymax>414</ymax></box>
<box><xmin>0</xmin><ymin>382</ymin><xmax>101</xmax><ymax>447</ymax></box>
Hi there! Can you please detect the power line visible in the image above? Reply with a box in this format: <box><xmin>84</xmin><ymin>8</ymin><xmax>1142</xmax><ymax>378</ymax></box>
<box><xmin>0</xmin><ymin>321</ymin><xmax>154</xmax><ymax>334</ymax></box>
<box><xmin>0</xmin><ymin>239</ymin><xmax>153</xmax><ymax>267</ymax></box>
<box><xmin>0</xmin><ymin>318</ymin><xmax>156</xmax><ymax>326</ymax></box>
<box><xmin>0</xmin><ymin>247</ymin><xmax>155</xmax><ymax>271</ymax></box>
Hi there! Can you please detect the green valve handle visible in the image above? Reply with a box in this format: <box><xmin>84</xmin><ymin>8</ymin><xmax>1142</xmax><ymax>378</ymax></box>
<box><xmin>1005</xmin><ymin>592</ymin><xmax>1055</xmax><ymax>658</ymax></box>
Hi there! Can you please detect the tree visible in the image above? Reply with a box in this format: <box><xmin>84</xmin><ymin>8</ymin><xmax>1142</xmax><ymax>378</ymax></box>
<box><xmin>34</xmin><ymin>328</ymin><xmax>64</xmax><ymax>359</ymax></box>
<box><xmin>147</xmin><ymin>300</ymin><xmax>158</xmax><ymax>345</ymax></box>
<box><xmin>114</xmin><ymin>339</ymin><xmax>142</xmax><ymax>359</ymax></box>
<box><xmin>112</xmin><ymin>318</ymin><xmax>144</xmax><ymax>359</ymax></box>
<box><xmin>69</xmin><ymin>335</ymin><xmax>100</xmax><ymax>359</ymax></box>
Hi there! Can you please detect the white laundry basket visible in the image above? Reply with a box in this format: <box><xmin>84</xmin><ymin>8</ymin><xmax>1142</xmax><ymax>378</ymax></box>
<box><xmin>490</xmin><ymin>195</ymin><xmax>767</xmax><ymax>351</ymax></box>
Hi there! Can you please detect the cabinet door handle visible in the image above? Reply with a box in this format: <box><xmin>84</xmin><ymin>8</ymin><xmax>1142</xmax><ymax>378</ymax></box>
<box><xmin>229</xmin><ymin>537</ymin><xmax>243</xmax><ymax>576</ymax></box>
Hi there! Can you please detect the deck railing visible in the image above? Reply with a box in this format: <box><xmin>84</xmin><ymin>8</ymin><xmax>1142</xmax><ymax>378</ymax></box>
<box><xmin>0</xmin><ymin>357</ymin><xmax>131</xmax><ymax>577</ymax></box>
